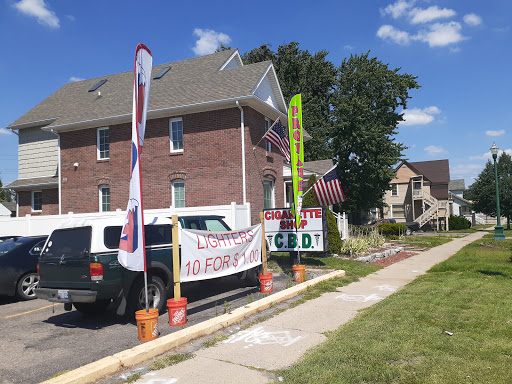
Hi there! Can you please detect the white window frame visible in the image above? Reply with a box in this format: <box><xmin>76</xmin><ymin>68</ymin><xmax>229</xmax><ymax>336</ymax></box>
<box><xmin>99</xmin><ymin>185</ymin><xmax>110</xmax><ymax>212</ymax></box>
<box><xmin>169</xmin><ymin>118</ymin><xmax>184</xmax><ymax>153</ymax></box>
<box><xmin>391</xmin><ymin>183</ymin><xmax>398</xmax><ymax>196</ymax></box>
<box><xmin>172</xmin><ymin>181</ymin><xmax>185</xmax><ymax>208</ymax></box>
<box><xmin>31</xmin><ymin>191</ymin><xmax>42</xmax><ymax>212</ymax></box>
<box><xmin>97</xmin><ymin>127</ymin><xmax>110</xmax><ymax>160</ymax></box>
<box><xmin>263</xmin><ymin>179</ymin><xmax>275</xmax><ymax>209</ymax></box>
<box><xmin>265</xmin><ymin>118</ymin><xmax>272</xmax><ymax>152</ymax></box>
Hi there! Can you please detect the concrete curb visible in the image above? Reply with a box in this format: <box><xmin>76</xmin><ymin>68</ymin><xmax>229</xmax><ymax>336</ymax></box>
<box><xmin>40</xmin><ymin>269</ymin><xmax>346</xmax><ymax>384</ymax></box>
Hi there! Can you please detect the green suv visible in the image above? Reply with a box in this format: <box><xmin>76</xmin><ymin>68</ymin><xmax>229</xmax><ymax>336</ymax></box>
<box><xmin>35</xmin><ymin>215</ymin><xmax>261</xmax><ymax>316</ymax></box>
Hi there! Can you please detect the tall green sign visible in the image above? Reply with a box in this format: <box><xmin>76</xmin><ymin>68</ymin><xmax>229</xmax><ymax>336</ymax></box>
<box><xmin>288</xmin><ymin>94</ymin><xmax>304</xmax><ymax>228</ymax></box>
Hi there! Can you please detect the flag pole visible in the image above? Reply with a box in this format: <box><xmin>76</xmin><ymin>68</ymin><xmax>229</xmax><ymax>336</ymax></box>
<box><xmin>253</xmin><ymin>116</ymin><xmax>282</xmax><ymax>149</ymax></box>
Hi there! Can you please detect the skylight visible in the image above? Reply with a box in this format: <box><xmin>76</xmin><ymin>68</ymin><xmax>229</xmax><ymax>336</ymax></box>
<box><xmin>88</xmin><ymin>79</ymin><xmax>107</xmax><ymax>92</ymax></box>
<box><xmin>153</xmin><ymin>66</ymin><xmax>171</xmax><ymax>79</ymax></box>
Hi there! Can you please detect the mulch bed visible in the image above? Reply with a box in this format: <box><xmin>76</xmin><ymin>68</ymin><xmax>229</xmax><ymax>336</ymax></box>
<box><xmin>370</xmin><ymin>251</ymin><xmax>419</xmax><ymax>267</ymax></box>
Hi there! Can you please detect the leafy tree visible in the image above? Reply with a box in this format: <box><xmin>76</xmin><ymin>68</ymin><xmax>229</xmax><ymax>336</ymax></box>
<box><xmin>243</xmin><ymin>42</ymin><xmax>336</xmax><ymax>161</ymax></box>
<box><xmin>215</xmin><ymin>44</ymin><xmax>232</xmax><ymax>52</ymax></box>
<box><xmin>466</xmin><ymin>153</ymin><xmax>512</xmax><ymax>229</ymax></box>
<box><xmin>0</xmin><ymin>178</ymin><xmax>14</xmax><ymax>202</ymax></box>
<box><xmin>330</xmin><ymin>52</ymin><xmax>420</xmax><ymax>220</ymax></box>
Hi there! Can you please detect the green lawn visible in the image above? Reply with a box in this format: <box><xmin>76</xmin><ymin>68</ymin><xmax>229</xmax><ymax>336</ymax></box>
<box><xmin>394</xmin><ymin>235</ymin><xmax>454</xmax><ymax>248</ymax></box>
<box><xmin>274</xmin><ymin>236</ymin><xmax>512</xmax><ymax>383</ymax></box>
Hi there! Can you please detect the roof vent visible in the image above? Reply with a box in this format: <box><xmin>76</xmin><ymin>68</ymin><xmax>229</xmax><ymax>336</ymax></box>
<box><xmin>88</xmin><ymin>79</ymin><xmax>107</xmax><ymax>92</ymax></box>
<box><xmin>153</xmin><ymin>66</ymin><xmax>171</xmax><ymax>79</ymax></box>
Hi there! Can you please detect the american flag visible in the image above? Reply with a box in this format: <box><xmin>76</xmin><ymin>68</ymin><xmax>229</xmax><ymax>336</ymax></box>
<box><xmin>265</xmin><ymin>120</ymin><xmax>291</xmax><ymax>162</ymax></box>
<box><xmin>313</xmin><ymin>167</ymin><xmax>346</xmax><ymax>206</ymax></box>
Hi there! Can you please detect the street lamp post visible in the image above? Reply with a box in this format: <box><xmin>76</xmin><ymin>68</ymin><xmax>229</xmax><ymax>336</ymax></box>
<box><xmin>490</xmin><ymin>143</ymin><xmax>505</xmax><ymax>240</ymax></box>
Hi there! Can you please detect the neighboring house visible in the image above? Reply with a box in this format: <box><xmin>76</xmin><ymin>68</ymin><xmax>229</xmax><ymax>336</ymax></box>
<box><xmin>0</xmin><ymin>202</ymin><xmax>16</xmax><ymax>217</ymax></box>
<box><xmin>384</xmin><ymin>159</ymin><xmax>450</xmax><ymax>230</ymax></box>
<box><xmin>4</xmin><ymin>49</ymin><xmax>297</xmax><ymax>224</ymax></box>
<box><xmin>448</xmin><ymin>179</ymin><xmax>471</xmax><ymax>216</ymax></box>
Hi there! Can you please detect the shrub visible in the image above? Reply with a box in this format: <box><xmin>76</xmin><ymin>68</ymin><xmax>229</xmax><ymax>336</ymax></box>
<box><xmin>340</xmin><ymin>228</ymin><xmax>385</xmax><ymax>257</ymax></box>
<box><xmin>377</xmin><ymin>223</ymin><xmax>408</xmax><ymax>237</ymax></box>
<box><xmin>449</xmin><ymin>215</ymin><xmax>471</xmax><ymax>230</ymax></box>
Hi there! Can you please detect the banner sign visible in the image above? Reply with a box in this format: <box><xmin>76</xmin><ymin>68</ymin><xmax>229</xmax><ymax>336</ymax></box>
<box><xmin>180</xmin><ymin>224</ymin><xmax>262</xmax><ymax>282</ymax></box>
<box><xmin>288</xmin><ymin>94</ymin><xmax>304</xmax><ymax>228</ymax></box>
<box><xmin>264</xmin><ymin>207</ymin><xmax>326</xmax><ymax>252</ymax></box>
<box><xmin>118</xmin><ymin>44</ymin><xmax>152</xmax><ymax>272</ymax></box>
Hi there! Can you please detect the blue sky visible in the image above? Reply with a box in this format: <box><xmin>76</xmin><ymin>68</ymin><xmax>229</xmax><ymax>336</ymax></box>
<box><xmin>1</xmin><ymin>0</ymin><xmax>511</xmax><ymax>189</ymax></box>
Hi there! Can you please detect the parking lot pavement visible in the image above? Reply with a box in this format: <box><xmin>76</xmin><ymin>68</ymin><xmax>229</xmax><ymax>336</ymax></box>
<box><xmin>0</xmin><ymin>269</ymin><xmax>334</xmax><ymax>384</ymax></box>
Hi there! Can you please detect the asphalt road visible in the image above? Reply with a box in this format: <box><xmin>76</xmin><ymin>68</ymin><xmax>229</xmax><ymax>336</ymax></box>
<box><xmin>0</xmin><ymin>271</ymin><xmax>318</xmax><ymax>384</ymax></box>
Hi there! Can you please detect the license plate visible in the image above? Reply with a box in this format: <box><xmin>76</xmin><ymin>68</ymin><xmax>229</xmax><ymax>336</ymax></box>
<box><xmin>57</xmin><ymin>290</ymin><xmax>69</xmax><ymax>301</ymax></box>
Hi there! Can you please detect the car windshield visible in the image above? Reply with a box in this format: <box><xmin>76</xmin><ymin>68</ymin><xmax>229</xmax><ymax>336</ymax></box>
<box><xmin>0</xmin><ymin>238</ymin><xmax>31</xmax><ymax>255</ymax></box>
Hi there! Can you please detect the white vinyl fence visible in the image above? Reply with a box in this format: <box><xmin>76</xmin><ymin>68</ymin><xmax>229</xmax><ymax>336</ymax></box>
<box><xmin>0</xmin><ymin>202</ymin><xmax>252</xmax><ymax>237</ymax></box>
<box><xmin>333</xmin><ymin>212</ymin><xmax>349</xmax><ymax>240</ymax></box>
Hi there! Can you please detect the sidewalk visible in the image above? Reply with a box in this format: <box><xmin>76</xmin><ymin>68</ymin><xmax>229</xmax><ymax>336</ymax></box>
<box><xmin>47</xmin><ymin>231</ymin><xmax>488</xmax><ymax>384</ymax></box>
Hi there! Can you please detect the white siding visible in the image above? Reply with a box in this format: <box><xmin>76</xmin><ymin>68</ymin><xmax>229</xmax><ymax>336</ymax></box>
<box><xmin>18</xmin><ymin>127</ymin><xmax>58</xmax><ymax>179</ymax></box>
<box><xmin>254</xmin><ymin>75</ymin><xmax>277</xmax><ymax>109</ymax></box>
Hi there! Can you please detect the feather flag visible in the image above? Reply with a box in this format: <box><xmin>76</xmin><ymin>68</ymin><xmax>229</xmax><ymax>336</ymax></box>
<box><xmin>118</xmin><ymin>44</ymin><xmax>152</xmax><ymax>272</ymax></box>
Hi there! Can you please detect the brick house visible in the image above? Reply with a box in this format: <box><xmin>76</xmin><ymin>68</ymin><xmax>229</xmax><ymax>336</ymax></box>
<box><xmin>5</xmin><ymin>49</ymin><xmax>296</xmax><ymax>224</ymax></box>
<box><xmin>383</xmin><ymin>159</ymin><xmax>451</xmax><ymax>230</ymax></box>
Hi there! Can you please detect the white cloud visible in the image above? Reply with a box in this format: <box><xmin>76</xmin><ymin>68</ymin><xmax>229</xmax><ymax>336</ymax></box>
<box><xmin>192</xmin><ymin>29</ymin><xmax>231</xmax><ymax>56</ymax></box>
<box><xmin>464</xmin><ymin>13</ymin><xmax>482</xmax><ymax>26</ymax></box>
<box><xmin>486</xmin><ymin>129</ymin><xmax>505</xmax><ymax>137</ymax></box>
<box><xmin>409</xmin><ymin>6</ymin><xmax>456</xmax><ymax>24</ymax></box>
<box><xmin>470</xmin><ymin>148</ymin><xmax>512</xmax><ymax>161</ymax></box>
<box><xmin>415</xmin><ymin>22</ymin><xmax>466</xmax><ymax>47</ymax></box>
<box><xmin>380</xmin><ymin>0</ymin><xmax>415</xmax><ymax>19</ymax></box>
<box><xmin>0</xmin><ymin>129</ymin><xmax>12</xmax><ymax>135</ymax></box>
<box><xmin>424</xmin><ymin>145</ymin><xmax>448</xmax><ymax>155</ymax></box>
<box><xmin>13</xmin><ymin>0</ymin><xmax>60</xmax><ymax>28</ymax></box>
<box><xmin>377</xmin><ymin>25</ymin><xmax>411</xmax><ymax>45</ymax></box>
<box><xmin>400</xmin><ymin>106</ymin><xmax>440</xmax><ymax>126</ymax></box>
<box><xmin>69</xmin><ymin>76</ymin><xmax>85</xmax><ymax>82</ymax></box>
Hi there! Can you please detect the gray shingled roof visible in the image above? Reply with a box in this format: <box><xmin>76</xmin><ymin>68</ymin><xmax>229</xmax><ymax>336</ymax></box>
<box><xmin>449</xmin><ymin>179</ymin><xmax>465</xmax><ymax>191</ymax></box>
<box><xmin>304</xmin><ymin>159</ymin><xmax>334</xmax><ymax>175</ymax></box>
<box><xmin>8</xmin><ymin>50</ymin><xmax>285</xmax><ymax>131</ymax></box>
<box><xmin>5</xmin><ymin>176</ymin><xmax>58</xmax><ymax>190</ymax></box>
<box><xmin>407</xmin><ymin>159</ymin><xmax>450</xmax><ymax>184</ymax></box>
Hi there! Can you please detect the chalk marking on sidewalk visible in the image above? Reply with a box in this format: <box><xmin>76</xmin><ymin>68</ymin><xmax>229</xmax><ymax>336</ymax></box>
<box><xmin>223</xmin><ymin>326</ymin><xmax>304</xmax><ymax>348</ymax></box>
<box><xmin>374</xmin><ymin>285</ymin><xmax>397</xmax><ymax>292</ymax></box>
<box><xmin>336</xmin><ymin>293</ymin><xmax>384</xmax><ymax>303</ymax></box>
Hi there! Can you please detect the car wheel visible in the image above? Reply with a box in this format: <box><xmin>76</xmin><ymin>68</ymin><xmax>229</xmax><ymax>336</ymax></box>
<box><xmin>244</xmin><ymin>266</ymin><xmax>261</xmax><ymax>287</ymax></box>
<box><xmin>127</xmin><ymin>275</ymin><xmax>167</xmax><ymax>317</ymax></box>
<box><xmin>73</xmin><ymin>300</ymin><xmax>111</xmax><ymax>314</ymax></box>
<box><xmin>16</xmin><ymin>272</ymin><xmax>39</xmax><ymax>300</ymax></box>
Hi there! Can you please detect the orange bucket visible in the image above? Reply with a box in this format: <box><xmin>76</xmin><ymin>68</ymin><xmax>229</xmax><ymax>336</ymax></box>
<box><xmin>293</xmin><ymin>264</ymin><xmax>306</xmax><ymax>283</ymax></box>
<box><xmin>259</xmin><ymin>273</ymin><xmax>273</xmax><ymax>293</ymax></box>
<box><xmin>135</xmin><ymin>308</ymin><xmax>159</xmax><ymax>342</ymax></box>
<box><xmin>167</xmin><ymin>297</ymin><xmax>187</xmax><ymax>326</ymax></box>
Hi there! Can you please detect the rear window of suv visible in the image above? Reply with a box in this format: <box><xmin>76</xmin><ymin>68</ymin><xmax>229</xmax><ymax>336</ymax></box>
<box><xmin>104</xmin><ymin>224</ymin><xmax>172</xmax><ymax>249</ymax></box>
<box><xmin>42</xmin><ymin>227</ymin><xmax>91</xmax><ymax>259</ymax></box>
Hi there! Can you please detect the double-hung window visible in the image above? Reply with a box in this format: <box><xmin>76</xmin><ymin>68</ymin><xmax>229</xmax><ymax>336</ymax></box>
<box><xmin>172</xmin><ymin>181</ymin><xmax>185</xmax><ymax>208</ymax></box>
<box><xmin>170</xmin><ymin>118</ymin><xmax>183</xmax><ymax>153</ymax></box>
<box><xmin>99</xmin><ymin>186</ymin><xmax>110</xmax><ymax>212</ymax></box>
<box><xmin>263</xmin><ymin>179</ymin><xmax>275</xmax><ymax>209</ymax></box>
<box><xmin>97</xmin><ymin>127</ymin><xmax>110</xmax><ymax>160</ymax></box>
<box><xmin>32</xmin><ymin>191</ymin><xmax>42</xmax><ymax>212</ymax></box>
<box><xmin>391</xmin><ymin>183</ymin><xmax>398</xmax><ymax>196</ymax></box>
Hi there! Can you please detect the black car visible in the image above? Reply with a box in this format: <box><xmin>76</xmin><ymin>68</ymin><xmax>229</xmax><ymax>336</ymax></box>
<box><xmin>0</xmin><ymin>236</ymin><xmax>48</xmax><ymax>300</ymax></box>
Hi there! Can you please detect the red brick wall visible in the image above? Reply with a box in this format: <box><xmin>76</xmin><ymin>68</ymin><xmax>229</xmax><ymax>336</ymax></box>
<box><xmin>18</xmin><ymin>189</ymin><xmax>59</xmax><ymax>216</ymax></box>
<box><xmin>58</xmin><ymin>107</ymin><xmax>285</xmax><ymax>224</ymax></box>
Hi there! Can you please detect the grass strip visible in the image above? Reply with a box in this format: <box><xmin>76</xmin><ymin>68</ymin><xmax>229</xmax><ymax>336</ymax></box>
<box><xmin>274</xmin><ymin>236</ymin><xmax>512</xmax><ymax>383</ymax></box>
